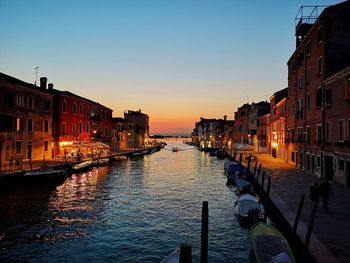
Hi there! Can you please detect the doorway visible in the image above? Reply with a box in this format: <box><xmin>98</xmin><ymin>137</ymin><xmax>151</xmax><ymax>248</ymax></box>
<box><xmin>324</xmin><ymin>155</ymin><xmax>334</xmax><ymax>181</ymax></box>
<box><xmin>346</xmin><ymin>161</ymin><xmax>350</xmax><ymax>188</ymax></box>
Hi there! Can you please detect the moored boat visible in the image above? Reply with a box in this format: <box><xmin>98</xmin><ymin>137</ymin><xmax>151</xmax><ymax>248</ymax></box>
<box><xmin>93</xmin><ymin>158</ymin><xmax>109</xmax><ymax>167</ymax></box>
<box><xmin>23</xmin><ymin>166</ymin><xmax>68</xmax><ymax>186</ymax></box>
<box><xmin>235</xmin><ymin>194</ymin><xmax>265</xmax><ymax>223</ymax></box>
<box><xmin>72</xmin><ymin>160</ymin><xmax>93</xmax><ymax>174</ymax></box>
<box><xmin>235</xmin><ymin>177</ymin><xmax>252</xmax><ymax>194</ymax></box>
<box><xmin>161</xmin><ymin>249</ymin><xmax>179</xmax><ymax>263</ymax></box>
<box><xmin>250</xmin><ymin>222</ymin><xmax>295</xmax><ymax>263</ymax></box>
<box><xmin>113</xmin><ymin>155</ymin><xmax>127</xmax><ymax>161</ymax></box>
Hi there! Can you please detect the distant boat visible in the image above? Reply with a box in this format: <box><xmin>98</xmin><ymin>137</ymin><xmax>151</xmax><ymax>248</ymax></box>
<box><xmin>113</xmin><ymin>155</ymin><xmax>127</xmax><ymax>161</ymax></box>
<box><xmin>235</xmin><ymin>194</ymin><xmax>265</xmax><ymax>223</ymax></box>
<box><xmin>172</xmin><ymin>147</ymin><xmax>179</xmax><ymax>152</ymax></box>
<box><xmin>250</xmin><ymin>223</ymin><xmax>295</xmax><ymax>263</ymax></box>
<box><xmin>72</xmin><ymin>160</ymin><xmax>93</xmax><ymax>174</ymax></box>
<box><xmin>161</xmin><ymin>249</ymin><xmax>179</xmax><ymax>263</ymax></box>
<box><xmin>93</xmin><ymin>158</ymin><xmax>109</xmax><ymax>167</ymax></box>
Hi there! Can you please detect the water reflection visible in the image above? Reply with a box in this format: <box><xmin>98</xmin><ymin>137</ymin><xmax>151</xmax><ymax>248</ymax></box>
<box><xmin>0</xmin><ymin>142</ymin><xmax>252</xmax><ymax>262</ymax></box>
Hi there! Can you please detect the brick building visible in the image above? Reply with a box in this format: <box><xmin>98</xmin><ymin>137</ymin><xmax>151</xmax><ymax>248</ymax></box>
<box><xmin>48</xmin><ymin>83</ymin><xmax>113</xmax><ymax>156</ymax></box>
<box><xmin>286</xmin><ymin>2</ymin><xmax>350</xmax><ymax>181</ymax></box>
<box><xmin>0</xmin><ymin>73</ymin><xmax>53</xmax><ymax>170</ymax></box>
<box><xmin>124</xmin><ymin>110</ymin><xmax>149</xmax><ymax>147</ymax></box>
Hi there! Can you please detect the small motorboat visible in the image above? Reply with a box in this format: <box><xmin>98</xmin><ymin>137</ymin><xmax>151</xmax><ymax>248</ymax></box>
<box><xmin>226</xmin><ymin>165</ymin><xmax>246</xmax><ymax>185</ymax></box>
<box><xmin>235</xmin><ymin>177</ymin><xmax>252</xmax><ymax>195</ymax></box>
<box><xmin>235</xmin><ymin>194</ymin><xmax>265</xmax><ymax>223</ymax></box>
<box><xmin>72</xmin><ymin>160</ymin><xmax>93</xmax><ymax>174</ymax></box>
<box><xmin>161</xmin><ymin>249</ymin><xmax>179</xmax><ymax>263</ymax></box>
<box><xmin>250</xmin><ymin>222</ymin><xmax>295</xmax><ymax>263</ymax></box>
<box><xmin>24</xmin><ymin>166</ymin><xmax>68</xmax><ymax>186</ymax></box>
<box><xmin>172</xmin><ymin>147</ymin><xmax>179</xmax><ymax>152</ymax></box>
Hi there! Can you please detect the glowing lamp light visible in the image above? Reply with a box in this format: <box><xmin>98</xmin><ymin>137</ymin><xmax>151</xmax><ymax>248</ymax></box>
<box><xmin>272</xmin><ymin>142</ymin><xmax>278</xmax><ymax>148</ymax></box>
<box><xmin>59</xmin><ymin>141</ymin><xmax>73</xmax><ymax>146</ymax></box>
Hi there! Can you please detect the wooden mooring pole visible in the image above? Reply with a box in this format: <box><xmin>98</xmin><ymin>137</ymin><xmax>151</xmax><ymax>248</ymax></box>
<box><xmin>233</xmin><ymin>150</ymin><xmax>237</xmax><ymax>160</ymax></box>
<box><xmin>255</xmin><ymin>164</ymin><xmax>262</xmax><ymax>192</ymax></box>
<box><xmin>260</xmin><ymin>171</ymin><xmax>265</xmax><ymax>197</ymax></box>
<box><xmin>201</xmin><ymin>201</ymin><xmax>209</xmax><ymax>263</ymax></box>
<box><xmin>239</xmin><ymin>153</ymin><xmax>243</xmax><ymax>164</ymax></box>
<box><xmin>291</xmin><ymin>194</ymin><xmax>305</xmax><ymax>242</ymax></box>
<box><xmin>247</xmin><ymin>155</ymin><xmax>251</xmax><ymax>172</ymax></box>
<box><xmin>253</xmin><ymin>162</ymin><xmax>257</xmax><ymax>177</ymax></box>
<box><xmin>264</xmin><ymin>176</ymin><xmax>271</xmax><ymax>219</ymax></box>
<box><xmin>180</xmin><ymin>242</ymin><xmax>192</xmax><ymax>263</ymax></box>
<box><xmin>304</xmin><ymin>202</ymin><xmax>318</xmax><ymax>260</ymax></box>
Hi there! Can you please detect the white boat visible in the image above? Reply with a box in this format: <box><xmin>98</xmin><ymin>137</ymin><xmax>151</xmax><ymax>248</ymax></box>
<box><xmin>235</xmin><ymin>194</ymin><xmax>265</xmax><ymax>222</ymax></box>
<box><xmin>234</xmin><ymin>143</ymin><xmax>255</xmax><ymax>151</ymax></box>
<box><xmin>24</xmin><ymin>166</ymin><xmax>68</xmax><ymax>186</ymax></box>
<box><xmin>161</xmin><ymin>249</ymin><xmax>179</xmax><ymax>263</ymax></box>
<box><xmin>72</xmin><ymin>160</ymin><xmax>93</xmax><ymax>173</ymax></box>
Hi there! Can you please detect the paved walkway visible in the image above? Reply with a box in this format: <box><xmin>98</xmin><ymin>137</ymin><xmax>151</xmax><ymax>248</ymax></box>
<box><xmin>241</xmin><ymin>153</ymin><xmax>350</xmax><ymax>263</ymax></box>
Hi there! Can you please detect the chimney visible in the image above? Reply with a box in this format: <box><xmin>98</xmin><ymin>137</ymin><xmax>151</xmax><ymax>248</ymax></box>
<box><xmin>48</xmin><ymin>83</ymin><xmax>54</xmax><ymax>90</ymax></box>
<box><xmin>223</xmin><ymin>115</ymin><xmax>227</xmax><ymax>121</ymax></box>
<box><xmin>40</xmin><ymin>77</ymin><xmax>47</xmax><ymax>89</ymax></box>
<box><xmin>139</xmin><ymin>109</ymin><xmax>141</xmax><ymax>112</ymax></box>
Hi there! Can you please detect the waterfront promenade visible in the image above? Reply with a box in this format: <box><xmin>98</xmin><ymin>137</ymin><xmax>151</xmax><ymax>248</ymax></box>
<box><xmin>242</xmin><ymin>153</ymin><xmax>350</xmax><ymax>263</ymax></box>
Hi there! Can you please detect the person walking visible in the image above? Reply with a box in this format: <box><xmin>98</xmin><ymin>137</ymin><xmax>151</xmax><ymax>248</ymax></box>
<box><xmin>309</xmin><ymin>181</ymin><xmax>320</xmax><ymax>206</ymax></box>
<box><xmin>319</xmin><ymin>180</ymin><xmax>334</xmax><ymax>212</ymax></box>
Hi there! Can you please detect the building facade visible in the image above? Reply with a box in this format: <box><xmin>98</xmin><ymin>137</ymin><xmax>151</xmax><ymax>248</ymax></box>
<box><xmin>0</xmin><ymin>73</ymin><xmax>53</xmax><ymax>170</ymax></box>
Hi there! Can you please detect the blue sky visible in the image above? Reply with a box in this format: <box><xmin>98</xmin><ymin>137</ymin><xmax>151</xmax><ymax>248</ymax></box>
<box><xmin>0</xmin><ymin>0</ymin><xmax>343</xmax><ymax>134</ymax></box>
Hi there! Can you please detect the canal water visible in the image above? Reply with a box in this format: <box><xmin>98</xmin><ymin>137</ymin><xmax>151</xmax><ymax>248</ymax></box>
<box><xmin>0</xmin><ymin>141</ymin><xmax>252</xmax><ymax>263</ymax></box>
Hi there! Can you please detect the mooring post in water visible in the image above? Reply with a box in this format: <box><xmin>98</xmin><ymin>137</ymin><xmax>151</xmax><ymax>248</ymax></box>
<box><xmin>260</xmin><ymin>171</ymin><xmax>265</xmax><ymax>198</ymax></box>
<box><xmin>247</xmin><ymin>155</ymin><xmax>251</xmax><ymax>172</ymax></box>
<box><xmin>264</xmin><ymin>176</ymin><xmax>271</xmax><ymax>219</ymax></box>
<box><xmin>233</xmin><ymin>150</ymin><xmax>237</xmax><ymax>160</ymax></box>
<box><xmin>291</xmin><ymin>193</ymin><xmax>305</xmax><ymax>242</ymax></box>
<box><xmin>201</xmin><ymin>201</ymin><xmax>208</xmax><ymax>263</ymax></box>
<box><xmin>255</xmin><ymin>164</ymin><xmax>261</xmax><ymax>191</ymax></box>
<box><xmin>304</xmin><ymin>202</ymin><xmax>318</xmax><ymax>260</ymax></box>
<box><xmin>253</xmin><ymin>162</ymin><xmax>257</xmax><ymax>177</ymax></box>
<box><xmin>179</xmin><ymin>242</ymin><xmax>192</xmax><ymax>263</ymax></box>
<box><xmin>239</xmin><ymin>153</ymin><xmax>243</xmax><ymax>164</ymax></box>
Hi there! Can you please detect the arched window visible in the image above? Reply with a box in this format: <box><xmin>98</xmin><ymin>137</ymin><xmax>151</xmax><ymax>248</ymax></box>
<box><xmin>73</xmin><ymin>102</ymin><xmax>77</xmax><ymax>114</ymax></box>
<box><xmin>79</xmin><ymin>121</ymin><xmax>83</xmax><ymax>134</ymax></box>
<box><xmin>79</xmin><ymin>104</ymin><xmax>83</xmax><ymax>115</ymax></box>
<box><xmin>62</xmin><ymin>99</ymin><xmax>67</xmax><ymax>113</ymax></box>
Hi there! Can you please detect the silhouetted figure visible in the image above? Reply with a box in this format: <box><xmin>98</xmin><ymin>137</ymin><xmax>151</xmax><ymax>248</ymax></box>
<box><xmin>319</xmin><ymin>180</ymin><xmax>334</xmax><ymax>211</ymax></box>
<box><xmin>309</xmin><ymin>181</ymin><xmax>319</xmax><ymax>205</ymax></box>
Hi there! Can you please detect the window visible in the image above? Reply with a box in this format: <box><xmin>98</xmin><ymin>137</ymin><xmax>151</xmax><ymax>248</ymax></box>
<box><xmin>80</xmin><ymin>104</ymin><xmax>83</xmax><ymax>115</ymax></box>
<box><xmin>79</xmin><ymin>122</ymin><xmax>83</xmax><ymax>134</ymax></box>
<box><xmin>306</xmin><ymin>126</ymin><xmax>310</xmax><ymax>144</ymax></box>
<box><xmin>62</xmin><ymin>99</ymin><xmax>67</xmax><ymax>113</ymax></box>
<box><xmin>317</xmin><ymin>26</ymin><xmax>323</xmax><ymax>44</ymax></box>
<box><xmin>297</xmin><ymin>99</ymin><xmax>303</xmax><ymax>119</ymax></box>
<box><xmin>86</xmin><ymin>123</ymin><xmax>90</xmax><ymax>133</ymax></box>
<box><xmin>44</xmin><ymin>101</ymin><xmax>50</xmax><ymax>112</ymax></box>
<box><xmin>325</xmin><ymin>87</ymin><xmax>332</xmax><ymax>106</ymax></box>
<box><xmin>291</xmin><ymin>128</ymin><xmax>295</xmax><ymax>143</ymax></box>
<box><xmin>62</xmin><ymin>122</ymin><xmax>67</xmax><ymax>135</ymax></box>
<box><xmin>339</xmin><ymin>159</ymin><xmax>345</xmax><ymax>171</ymax></box>
<box><xmin>316</xmin><ymin>87</ymin><xmax>322</xmax><ymax>107</ymax></box>
<box><xmin>325</xmin><ymin>121</ymin><xmax>331</xmax><ymax>141</ymax></box>
<box><xmin>306</xmin><ymin>41</ymin><xmax>311</xmax><ymax>57</ymax></box>
<box><xmin>44</xmin><ymin>120</ymin><xmax>49</xmax><ymax>133</ymax></box>
<box><xmin>306</xmin><ymin>67</ymin><xmax>311</xmax><ymax>84</ymax></box>
<box><xmin>298</xmin><ymin>75</ymin><xmax>304</xmax><ymax>89</ymax></box>
<box><xmin>27</xmin><ymin>96</ymin><xmax>34</xmax><ymax>109</ymax></box>
<box><xmin>16</xmin><ymin>117</ymin><xmax>24</xmax><ymax>131</ymax></box>
<box><xmin>306</xmin><ymin>94</ymin><xmax>311</xmax><ymax>112</ymax></box>
<box><xmin>72</xmin><ymin>123</ymin><xmax>77</xmax><ymax>134</ymax></box>
<box><xmin>317</xmin><ymin>57</ymin><xmax>322</xmax><ymax>76</ymax></box>
<box><xmin>339</xmin><ymin>119</ymin><xmax>345</xmax><ymax>141</ymax></box>
<box><xmin>317</xmin><ymin>156</ymin><xmax>321</xmax><ymax>168</ymax></box>
<box><xmin>291</xmin><ymin>152</ymin><xmax>295</xmax><ymax>162</ymax></box>
<box><xmin>317</xmin><ymin>124</ymin><xmax>322</xmax><ymax>145</ymax></box>
<box><xmin>17</xmin><ymin>95</ymin><xmax>24</xmax><ymax>107</ymax></box>
<box><xmin>15</xmin><ymin>141</ymin><xmax>22</xmax><ymax>154</ymax></box>
<box><xmin>73</xmin><ymin>102</ymin><xmax>77</xmax><ymax>114</ymax></box>
<box><xmin>297</xmin><ymin>127</ymin><xmax>303</xmax><ymax>143</ymax></box>
<box><xmin>4</xmin><ymin>92</ymin><xmax>14</xmax><ymax>105</ymax></box>
<box><xmin>27</xmin><ymin>118</ymin><xmax>33</xmax><ymax>132</ymax></box>
<box><xmin>44</xmin><ymin>140</ymin><xmax>49</xmax><ymax>152</ymax></box>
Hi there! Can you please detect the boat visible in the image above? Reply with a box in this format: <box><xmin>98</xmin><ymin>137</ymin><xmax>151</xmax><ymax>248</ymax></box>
<box><xmin>216</xmin><ymin>150</ymin><xmax>229</xmax><ymax>159</ymax></box>
<box><xmin>161</xmin><ymin>249</ymin><xmax>180</xmax><ymax>263</ymax></box>
<box><xmin>93</xmin><ymin>158</ymin><xmax>109</xmax><ymax>167</ymax></box>
<box><xmin>113</xmin><ymin>155</ymin><xmax>127</xmax><ymax>161</ymax></box>
<box><xmin>224</xmin><ymin>160</ymin><xmax>240</xmax><ymax>172</ymax></box>
<box><xmin>250</xmin><ymin>223</ymin><xmax>295</xmax><ymax>263</ymax></box>
<box><xmin>235</xmin><ymin>194</ymin><xmax>265</xmax><ymax>223</ymax></box>
<box><xmin>235</xmin><ymin>177</ymin><xmax>252</xmax><ymax>194</ymax></box>
<box><xmin>23</xmin><ymin>166</ymin><xmax>68</xmax><ymax>186</ymax></box>
<box><xmin>72</xmin><ymin>160</ymin><xmax>93</xmax><ymax>173</ymax></box>
<box><xmin>172</xmin><ymin>147</ymin><xmax>179</xmax><ymax>152</ymax></box>
<box><xmin>226</xmin><ymin>164</ymin><xmax>246</xmax><ymax>185</ymax></box>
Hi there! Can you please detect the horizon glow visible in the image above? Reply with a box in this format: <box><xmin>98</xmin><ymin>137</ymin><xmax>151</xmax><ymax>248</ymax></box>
<box><xmin>0</xmin><ymin>0</ymin><xmax>342</xmax><ymax>134</ymax></box>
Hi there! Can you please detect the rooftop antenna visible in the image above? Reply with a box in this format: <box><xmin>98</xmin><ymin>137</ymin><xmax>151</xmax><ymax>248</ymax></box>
<box><xmin>34</xmin><ymin>66</ymin><xmax>39</xmax><ymax>85</ymax></box>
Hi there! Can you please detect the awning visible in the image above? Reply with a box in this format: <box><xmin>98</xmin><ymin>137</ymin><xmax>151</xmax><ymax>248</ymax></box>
<box><xmin>61</xmin><ymin>142</ymin><xmax>110</xmax><ymax>149</ymax></box>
